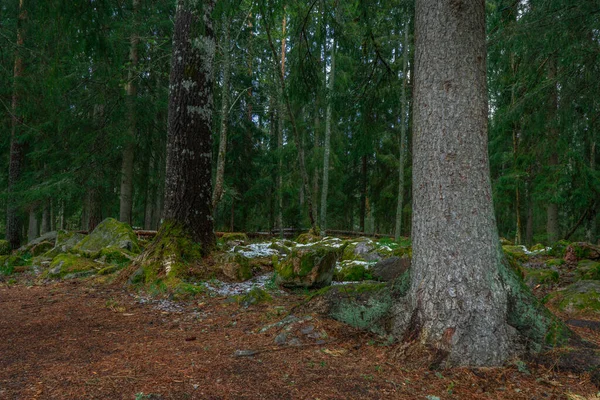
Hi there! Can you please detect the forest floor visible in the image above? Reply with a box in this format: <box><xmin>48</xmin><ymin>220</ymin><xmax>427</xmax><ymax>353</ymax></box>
<box><xmin>1</xmin><ymin>277</ymin><xmax>599</xmax><ymax>400</ymax></box>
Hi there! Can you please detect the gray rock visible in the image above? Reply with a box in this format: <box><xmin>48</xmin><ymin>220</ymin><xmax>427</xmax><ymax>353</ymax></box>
<box><xmin>233</xmin><ymin>349</ymin><xmax>258</xmax><ymax>357</ymax></box>
<box><xmin>371</xmin><ymin>256</ymin><xmax>411</xmax><ymax>282</ymax></box>
<box><xmin>17</xmin><ymin>231</ymin><xmax>58</xmax><ymax>254</ymax></box>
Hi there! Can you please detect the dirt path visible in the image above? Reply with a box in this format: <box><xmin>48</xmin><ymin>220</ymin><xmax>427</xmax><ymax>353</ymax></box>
<box><xmin>0</xmin><ymin>281</ymin><xmax>597</xmax><ymax>400</ymax></box>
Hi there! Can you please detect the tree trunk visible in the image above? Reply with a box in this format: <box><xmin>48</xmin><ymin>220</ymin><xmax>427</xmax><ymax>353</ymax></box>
<box><xmin>276</xmin><ymin>12</ymin><xmax>287</xmax><ymax>237</ymax></box>
<box><xmin>359</xmin><ymin>155</ymin><xmax>367</xmax><ymax>232</ymax></box>
<box><xmin>119</xmin><ymin>0</ymin><xmax>140</xmax><ymax>225</ymax></box>
<box><xmin>395</xmin><ymin>24</ymin><xmax>409</xmax><ymax>241</ymax></box>
<box><xmin>161</xmin><ymin>0</ymin><xmax>216</xmax><ymax>249</ymax></box>
<box><xmin>144</xmin><ymin>152</ymin><xmax>156</xmax><ymax>230</ymax></box>
<box><xmin>6</xmin><ymin>0</ymin><xmax>27</xmax><ymax>250</ymax></box>
<box><xmin>320</xmin><ymin>35</ymin><xmax>336</xmax><ymax>233</ymax></box>
<box><xmin>526</xmin><ymin>181</ymin><xmax>534</xmax><ymax>246</ymax></box>
<box><xmin>546</xmin><ymin>59</ymin><xmax>559</xmax><ymax>243</ymax></box>
<box><xmin>212</xmin><ymin>15</ymin><xmax>231</xmax><ymax>211</ymax></box>
<box><xmin>27</xmin><ymin>208</ymin><xmax>38</xmax><ymax>243</ymax></box>
<box><xmin>41</xmin><ymin>200</ymin><xmax>51</xmax><ymax>235</ymax></box>
<box><xmin>401</xmin><ymin>0</ymin><xmax>516</xmax><ymax>366</ymax></box>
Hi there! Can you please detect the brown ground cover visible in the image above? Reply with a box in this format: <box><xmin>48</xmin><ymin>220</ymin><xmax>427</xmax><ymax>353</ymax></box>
<box><xmin>0</xmin><ymin>278</ymin><xmax>598</xmax><ymax>400</ymax></box>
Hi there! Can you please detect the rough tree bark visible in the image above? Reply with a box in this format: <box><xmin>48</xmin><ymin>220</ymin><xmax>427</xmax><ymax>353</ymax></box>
<box><xmin>119</xmin><ymin>0</ymin><xmax>140</xmax><ymax>225</ymax></box>
<box><xmin>395</xmin><ymin>24</ymin><xmax>409</xmax><ymax>241</ymax></box>
<box><xmin>276</xmin><ymin>11</ymin><xmax>286</xmax><ymax>237</ymax></box>
<box><xmin>390</xmin><ymin>0</ymin><xmax>566</xmax><ymax>367</ymax></box>
<box><xmin>6</xmin><ymin>0</ymin><xmax>26</xmax><ymax>249</ymax></box>
<box><xmin>546</xmin><ymin>59</ymin><xmax>559</xmax><ymax>243</ymax></box>
<box><xmin>320</xmin><ymin>33</ymin><xmax>335</xmax><ymax>233</ymax></box>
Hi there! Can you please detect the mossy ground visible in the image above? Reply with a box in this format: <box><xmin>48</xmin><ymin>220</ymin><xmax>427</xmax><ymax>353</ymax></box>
<box><xmin>44</xmin><ymin>253</ymin><xmax>99</xmax><ymax>279</ymax></box>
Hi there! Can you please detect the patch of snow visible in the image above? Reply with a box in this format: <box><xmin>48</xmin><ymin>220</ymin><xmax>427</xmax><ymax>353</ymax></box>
<box><xmin>520</xmin><ymin>245</ymin><xmax>552</xmax><ymax>255</ymax></box>
<box><xmin>235</xmin><ymin>242</ymin><xmax>278</xmax><ymax>258</ymax></box>
<box><xmin>201</xmin><ymin>273</ymin><xmax>280</xmax><ymax>297</ymax></box>
<box><xmin>335</xmin><ymin>260</ymin><xmax>374</xmax><ymax>271</ymax></box>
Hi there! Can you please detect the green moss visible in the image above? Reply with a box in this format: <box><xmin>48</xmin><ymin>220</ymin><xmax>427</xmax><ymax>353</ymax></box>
<box><xmin>548</xmin><ymin>240</ymin><xmax>571</xmax><ymax>257</ymax></box>
<box><xmin>237</xmin><ymin>287</ymin><xmax>273</xmax><ymax>307</ymax></box>
<box><xmin>530</xmin><ymin>243</ymin><xmax>546</xmax><ymax>252</ymax></box>
<box><xmin>217</xmin><ymin>252</ymin><xmax>252</xmax><ymax>281</ymax></box>
<box><xmin>96</xmin><ymin>246</ymin><xmax>135</xmax><ymax>266</ymax></box>
<box><xmin>97</xmin><ymin>265</ymin><xmax>124</xmax><ymax>275</ymax></box>
<box><xmin>326</xmin><ymin>283</ymin><xmax>392</xmax><ymax>335</ymax></box>
<box><xmin>334</xmin><ymin>262</ymin><xmax>373</xmax><ymax>281</ymax></box>
<box><xmin>502</xmin><ymin>245</ymin><xmax>529</xmax><ymax>262</ymax></box>
<box><xmin>74</xmin><ymin>218</ymin><xmax>140</xmax><ymax>255</ymax></box>
<box><xmin>576</xmin><ymin>260</ymin><xmax>600</xmax><ymax>280</ymax></box>
<box><xmin>499</xmin><ymin>255</ymin><xmax>569</xmax><ymax>349</ymax></box>
<box><xmin>276</xmin><ymin>245</ymin><xmax>341</xmax><ymax>288</ymax></box>
<box><xmin>30</xmin><ymin>241</ymin><xmax>54</xmax><ymax>256</ymax></box>
<box><xmin>0</xmin><ymin>240</ymin><xmax>11</xmax><ymax>256</ymax></box>
<box><xmin>0</xmin><ymin>255</ymin><xmax>27</xmax><ymax>276</ymax></box>
<box><xmin>391</xmin><ymin>246</ymin><xmax>412</xmax><ymax>258</ymax></box>
<box><xmin>545</xmin><ymin>281</ymin><xmax>600</xmax><ymax>313</ymax></box>
<box><xmin>172</xmin><ymin>282</ymin><xmax>205</xmax><ymax>300</ymax></box>
<box><xmin>546</xmin><ymin>258</ymin><xmax>565</xmax><ymax>267</ymax></box>
<box><xmin>44</xmin><ymin>253</ymin><xmax>98</xmax><ymax>279</ymax></box>
<box><xmin>296</xmin><ymin>233</ymin><xmax>320</xmax><ymax>244</ymax></box>
<box><xmin>221</xmin><ymin>232</ymin><xmax>248</xmax><ymax>242</ymax></box>
<box><xmin>522</xmin><ymin>268</ymin><xmax>559</xmax><ymax>286</ymax></box>
<box><xmin>125</xmin><ymin>220</ymin><xmax>205</xmax><ymax>287</ymax></box>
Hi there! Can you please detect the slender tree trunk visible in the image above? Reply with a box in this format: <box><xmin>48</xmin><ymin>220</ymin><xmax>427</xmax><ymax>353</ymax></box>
<box><xmin>59</xmin><ymin>200</ymin><xmax>65</xmax><ymax>231</ymax></box>
<box><xmin>359</xmin><ymin>155</ymin><xmax>367</xmax><ymax>232</ymax></box>
<box><xmin>586</xmin><ymin>135</ymin><xmax>596</xmax><ymax>243</ymax></box>
<box><xmin>400</xmin><ymin>0</ymin><xmax>516</xmax><ymax>366</ymax></box>
<box><xmin>41</xmin><ymin>200</ymin><xmax>51</xmax><ymax>234</ymax></box>
<box><xmin>144</xmin><ymin>152</ymin><xmax>155</xmax><ymax>230</ymax></box>
<box><xmin>320</xmin><ymin>35</ymin><xmax>336</xmax><ymax>233</ymax></box>
<box><xmin>161</xmin><ymin>0</ymin><xmax>216</xmax><ymax>249</ymax></box>
<box><xmin>6</xmin><ymin>0</ymin><xmax>26</xmax><ymax>250</ymax></box>
<box><xmin>546</xmin><ymin>59</ymin><xmax>559</xmax><ymax>243</ymax></box>
<box><xmin>265</xmin><ymin>9</ymin><xmax>317</xmax><ymax>232</ymax></box>
<box><xmin>526</xmin><ymin>183</ymin><xmax>534</xmax><ymax>246</ymax></box>
<box><xmin>119</xmin><ymin>0</ymin><xmax>140</xmax><ymax>225</ymax></box>
<box><xmin>276</xmin><ymin>12</ymin><xmax>287</xmax><ymax>237</ymax></box>
<box><xmin>27</xmin><ymin>208</ymin><xmax>38</xmax><ymax>243</ymax></box>
<box><xmin>395</xmin><ymin>24</ymin><xmax>409</xmax><ymax>241</ymax></box>
<box><xmin>212</xmin><ymin>16</ymin><xmax>232</xmax><ymax>211</ymax></box>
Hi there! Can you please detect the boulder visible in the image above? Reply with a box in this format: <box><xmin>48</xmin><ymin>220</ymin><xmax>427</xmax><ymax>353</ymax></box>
<box><xmin>46</xmin><ymin>231</ymin><xmax>86</xmax><ymax>257</ymax></box>
<box><xmin>73</xmin><ymin>218</ymin><xmax>140</xmax><ymax>255</ymax></box>
<box><xmin>371</xmin><ymin>256</ymin><xmax>411</xmax><ymax>282</ymax></box>
<box><xmin>17</xmin><ymin>231</ymin><xmax>58</xmax><ymax>254</ymax></box>
<box><xmin>216</xmin><ymin>252</ymin><xmax>252</xmax><ymax>281</ymax></box>
<box><xmin>342</xmin><ymin>238</ymin><xmax>383</xmax><ymax>263</ymax></box>
<box><xmin>43</xmin><ymin>253</ymin><xmax>98</xmax><ymax>279</ymax></box>
<box><xmin>276</xmin><ymin>245</ymin><xmax>341</xmax><ymax>288</ymax></box>
<box><xmin>502</xmin><ymin>245</ymin><xmax>529</xmax><ymax>262</ymax></box>
<box><xmin>576</xmin><ymin>260</ymin><xmax>600</xmax><ymax>280</ymax></box>
<box><xmin>522</xmin><ymin>268</ymin><xmax>559</xmax><ymax>288</ymax></box>
<box><xmin>545</xmin><ymin>280</ymin><xmax>600</xmax><ymax>314</ymax></box>
<box><xmin>30</xmin><ymin>241</ymin><xmax>54</xmax><ymax>256</ymax></box>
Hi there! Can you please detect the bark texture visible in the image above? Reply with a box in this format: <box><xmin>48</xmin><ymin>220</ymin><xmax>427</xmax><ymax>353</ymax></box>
<box><xmin>405</xmin><ymin>0</ymin><xmax>515</xmax><ymax>366</ymax></box>
<box><xmin>162</xmin><ymin>0</ymin><xmax>216</xmax><ymax>250</ymax></box>
<box><xmin>546</xmin><ymin>59</ymin><xmax>559</xmax><ymax>243</ymax></box>
<box><xmin>320</xmin><ymin>35</ymin><xmax>335</xmax><ymax>233</ymax></box>
<box><xmin>6</xmin><ymin>0</ymin><xmax>27</xmax><ymax>249</ymax></box>
<box><xmin>119</xmin><ymin>0</ymin><xmax>140</xmax><ymax>224</ymax></box>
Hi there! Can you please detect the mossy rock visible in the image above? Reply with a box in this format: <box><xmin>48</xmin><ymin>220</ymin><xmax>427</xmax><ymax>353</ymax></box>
<box><xmin>269</xmin><ymin>241</ymin><xmax>291</xmax><ymax>255</ymax></box>
<box><xmin>276</xmin><ymin>245</ymin><xmax>341</xmax><ymax>288</ymax></box>
<box><xmin>309</xmin><ymin>281</ymin><xmax>392</xmax><ymax>335</ymax></box>
<box><xmin>237</xmin><ymin>287</ymin><xmax>273</xmax><ymax>307</ymax></box>
<box><xmin>522</xmin><ymin>268</ymin><xmax>559</xmax><ymax>287</ymax></box>
<box><xmin>44</xmin><ymin>253</ymin><xmax>98</xmax><ymax>279</ymax></box>
<box><xmin>546</xmin><ymin>258</ymin><xmax>565</xmax><ymax>267</ymax></box>
<box><xmin>30</xmin><ymin>241</ymin><xmax>54</xmax><ymax>257</ymax></box>
<box><xmin>502</xmin><ymin>245</ymin><xmax>529</xmax><ymax>262</ymax></box>
<box><xmin>530</xmin><ymin>243</ymin><xmax>546</xmax><ymax>252</ymax></box>
<box><xmin>45</xmin><ymin>231</ymin><xmax>86</xmax><ymax>257</ymax></box>
<box><xmin>548</xmin><ymin>240</ymin><xmax>571</xmax><ymax>257</ymax></box>
<box><xmin>0</xmin><ymin>255</ymin><xmax>27</xmax><ymax>268</ymax></box>
<box><xmin>545</xmin><ymin>281</ymin><xmax>600</xmax><ymax>314</ymax></box>
<box><xmin>569</xmin><ymin>242</ymin><xmax>600</xmax><ymax>260</ymax></box>
<box><xmin>576</xmin><ymin>260</ymin><xmax>600</xmax><ymax>280</ymax></box>
<box><xmin>120</xmin><ymin>221</ymin><xmax>205</xmax><ymax>287</ymax></box>
<box><xmin>334</xmin><ymin>261</ymin><xmax>373</xmax><ymax>282</ymax></box>
<box><xmin>0</xmin><ymin>240</ymin><xmax>11</xmax><ymax>256</ymax></box>
<box><xmin>95</xmin><ymin>246</ymin><xmax>136</xmax><ymax>266</ymax></box>
<box><xmin>216</xmin><ymin>252</ymin><xmax>253</xmax><ymax>281</ymax></box>
<box><xmin>500</xmin><ymin>237</ymin><xmax>514</xmax><ymax>246</ymax></box>
<box><xmin>74</xmin><ymin>218</ymin><xmax>140</xmax><ymax>255</ymax></box>
<box><xmin>221</xmin><ymin>232</ymin><xmax>248</xmax><ymax>243</ymax></box>
<box><xmin>296</xmin><ymin>233</ymin><xmax>321</xmax><ymax>244</ymax></box>
<box><xmin>17</xmin><ymin>231</ymin><xmax>58</xmax><ymax>255</ymax></box>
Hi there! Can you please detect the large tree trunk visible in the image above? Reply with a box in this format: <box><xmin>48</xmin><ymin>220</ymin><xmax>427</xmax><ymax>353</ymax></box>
<box><xmin>276</xmin><ymin>12</ymin><xmax>287</xmax><ymax>237</ymax></box>
<box><xmin>401</xmin><ymin>0</ymin><xmax>516</xmax><ymax>366</ymax></box>
<box><xmin>320</xmin><ymin>34</ymin><xmax>335</xmax><ymax>233</ymax></box>
<box><xmin>212</xmin><ymin>15</ymin><xmax>232</xmax><ymax>211</ymax></box>
<box><xmin>162</xmin><ymin>0</ymin><xmax>215</xmax><ymax>248</ymax></box>
<box><xmin>395</xmin><ymin>24</ymin><xmax>409</xmax><ymax>241</ymax></box>
<box><xmin>119</xmin><ymin>0</ymin><xmax>140</xmax><ymax>225</ymax></box>
<box><xmin>6</xmin><ymin>0</ymin><xmax>27</xmax><ymax>250</ymax></box>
